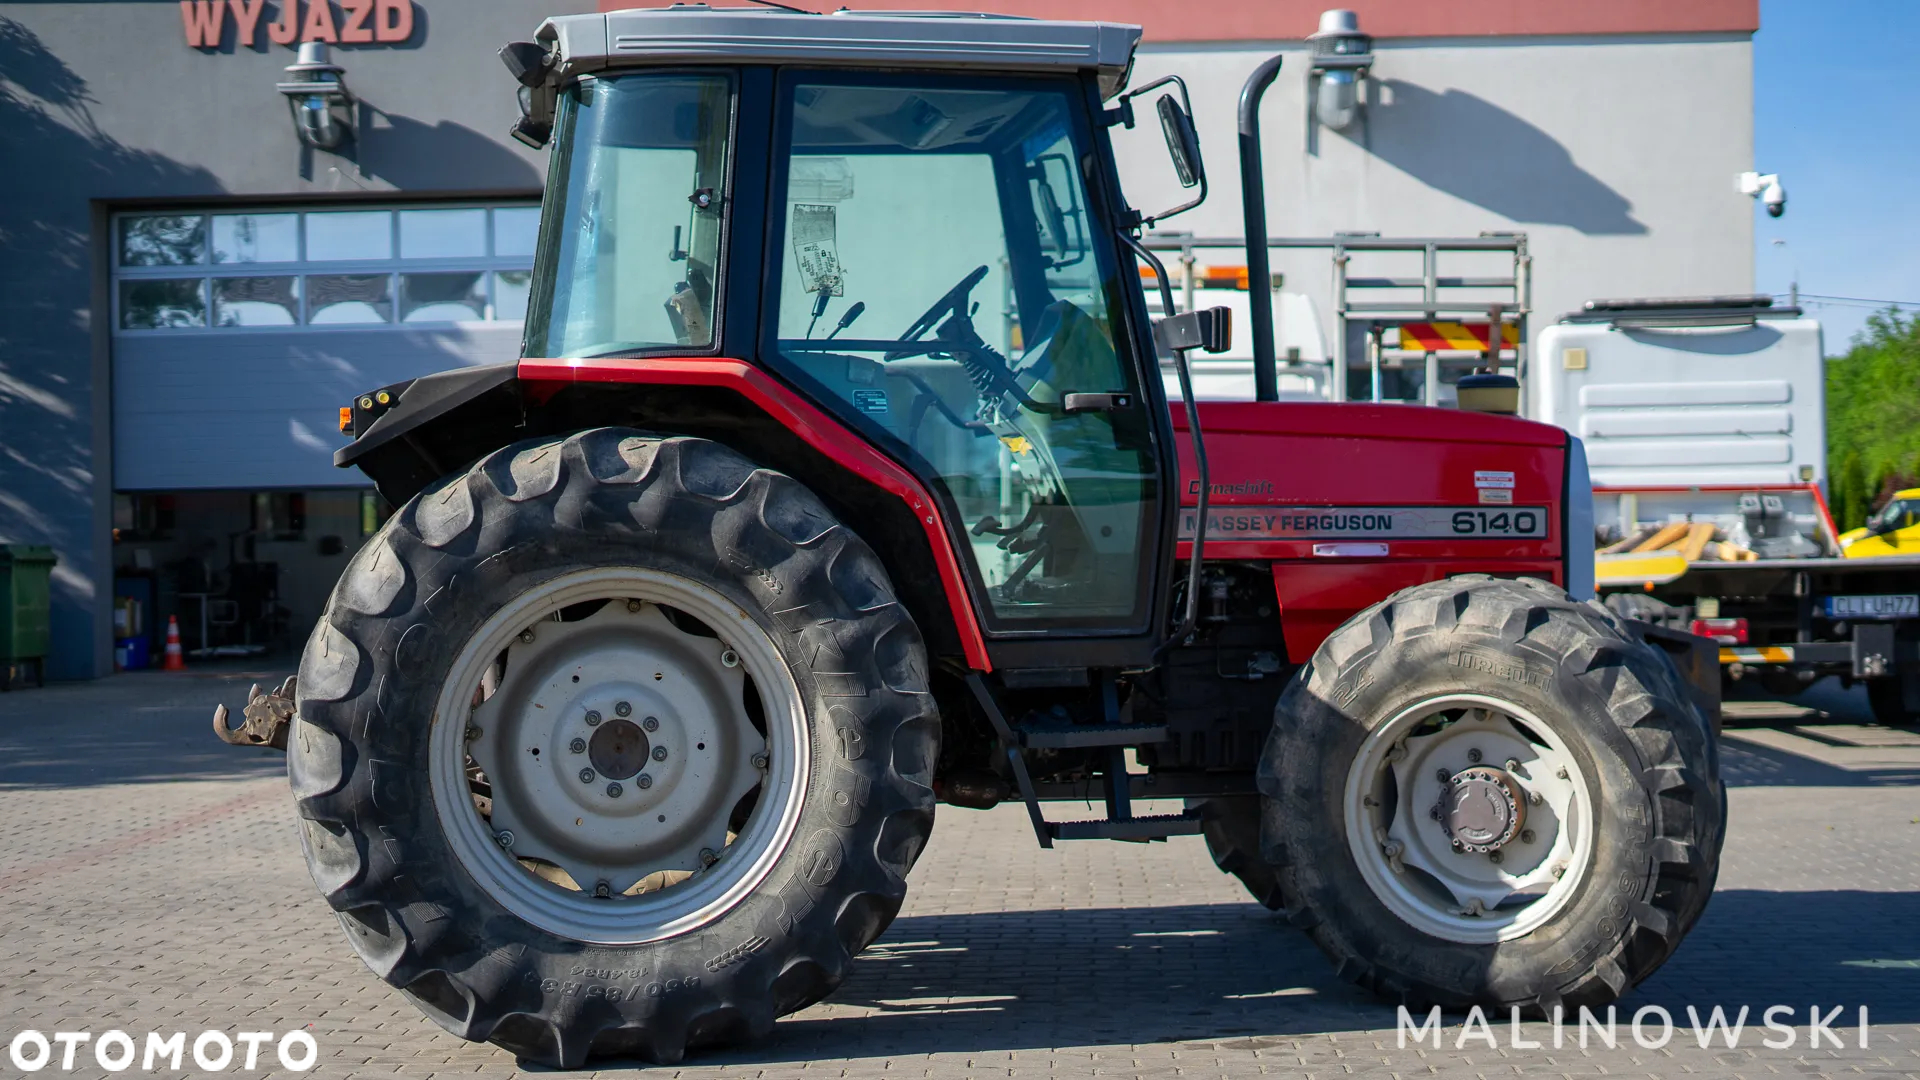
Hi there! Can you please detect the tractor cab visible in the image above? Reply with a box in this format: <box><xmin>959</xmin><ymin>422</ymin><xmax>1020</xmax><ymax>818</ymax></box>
<box><xmin>507</xmin><ymin>6</ymin><xmax>1217</xmax><ymax>661</ymax></box>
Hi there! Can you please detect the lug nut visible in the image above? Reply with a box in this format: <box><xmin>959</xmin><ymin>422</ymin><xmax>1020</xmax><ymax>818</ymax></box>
<box><xmin>699</xmin><ymin>848</ymin><xmax>719</xmax><ymax>867</ymax></box>
<box><xmin>1556</xmin><ymin>766</ymin><xmax>1570</xmax><ymax>780</ymax></box>
<box><xmin>606</xmin><ymin>782</ymin><xmax>623</xmax><ymax>798</ymax></box>
<box><xmin>615</xmin><ymin>701</ymin><xmax>632</xmax><ymax>717</ymax></box>
<box><xmin>652</xmin><ymin>745</ymin><xmax>668</xmax><ymax>761</ymax></box>
<box><xmin>1520</xmin><ymin>829</ymin><xmax>1536</xmax><ymax>844</ymax></box>
<box><xmin>570</xmin><ymin>738</ymin><xmax>587</xmax><ymax>754</ymax></box>
<box><xmin>752</xmin><ymin>752</ymin><xmax>770</xmax><ymax>770</ymax></box>
<box><xmin>1551</xmin><ymin>863</ymin><xmax>1567</xmax><ymax>879</ymax></box>
<box><xmin>1467</xmin><ymin>748</ymin><xmax>1483</xmax><ymax>764</ymax></box>
<box><xmin>593</xmin><ymin>880</ymin><xmax>612</xmax><ymax>898</ymax></box>
<box><xmin>519</xmin><ymin>629</ymin><xmax>536</xmax><ymax>644</ymax></box>
<box><xmin>1505</xmin><ymin>758</ymin><xmax>1521</xmax><ymax>772</ymax></box>
<box><xmin>642</xmin><ymin>716</ymin><xmax>659</xmax><ymax>732</ymax></box>
<box><xmin>1488</xmin><ymin>850</ymin><xmax>1503</xmax><ymax>864</ymax></box>
<box><xmin>1429</xmin><ymin>805</ymin><xmax>1442</xmax><ymax>821</ymax></box>
<box><xmin>1529</xmin><ymin>790</ymin><xmax>1544</xmax><ymax>805</ymax></box>
<box><xmin>585</xmin><ymin>710</ymin><xmax>602</xmax><ymax>726</ymax></box>
<box><xmin>637</xmin><ymin>774</ymin><xmax>653</xmax><ymax>789</ymax></box>
<box><xmin>465</xmin><ymin>725</ymin><xmax>480</xmax><ymax>741</ymax></box>
<box><xmin>720</xmin><ymin>649</ymin><xmax>740</xmax><ymax>668</ymax></box>
<box><xmin>627</xmin><ymin>599</ymin><xmax>643</xmax><ymax>613</ymax></box>
<box><xmin>496</xmin><ymin>830</ymin><xmax>515</xmax><ymax>849</ymax></box>
<box><xmin>1435</xmin><ymin>768</ymin><xmax>1451</xmax><ymax>783</ymax></box>
<box><xmin>579</xmin><ymin>768</ymin><xmax>596</xmax><ymax>783</ymax></box>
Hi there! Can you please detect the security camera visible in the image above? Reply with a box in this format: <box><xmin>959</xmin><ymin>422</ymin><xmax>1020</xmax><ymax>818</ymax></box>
<box><xmin>1738</xmin><ymin>171</ymin><xmax>1786</xmax><ymax>218</ymax></box>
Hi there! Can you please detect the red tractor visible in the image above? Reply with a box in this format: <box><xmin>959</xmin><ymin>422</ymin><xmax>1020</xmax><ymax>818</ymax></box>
<box><xmin>242</xmin><ymin>6</ymin><xmax>1724</xmax><ymax>1067</ymax></box>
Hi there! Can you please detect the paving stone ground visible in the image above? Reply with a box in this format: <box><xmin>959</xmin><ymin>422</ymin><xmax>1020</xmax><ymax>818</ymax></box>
<box><xmin>1</xmin><ymin>669</ymin><xmax>1917</xmax><ymax>1079</ymax></box>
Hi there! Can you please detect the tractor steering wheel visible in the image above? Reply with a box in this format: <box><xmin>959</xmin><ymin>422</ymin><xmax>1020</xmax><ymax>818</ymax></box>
<box><xmin>886</xmin><ymin>264</ymin><xmax>991</xmax><ymax>362</ymax></box>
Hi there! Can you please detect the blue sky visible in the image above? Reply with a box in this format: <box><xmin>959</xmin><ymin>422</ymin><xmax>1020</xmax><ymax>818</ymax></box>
<box><xmin>1754</xmin><ymin>1</ymin><xmax>1920</xmax><ymax>350</ymax></box>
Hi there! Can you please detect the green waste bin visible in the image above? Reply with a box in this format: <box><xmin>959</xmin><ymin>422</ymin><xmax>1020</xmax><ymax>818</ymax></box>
<box><xmin>0</xmin><ymin>544</ymin><xmax>56</xmax><ymax>689</ymax></box>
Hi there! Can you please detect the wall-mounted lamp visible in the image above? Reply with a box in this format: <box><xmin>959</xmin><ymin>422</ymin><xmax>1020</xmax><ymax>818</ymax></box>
<box><xmin>1307</xmin><ymin>9</ymin><xmax>1373</xmax><ymax>145</ymax></box>
<box><xmin>277</xmin><ymin>42</ymin><xmax>355</xmax><ymax>151</ymax></box>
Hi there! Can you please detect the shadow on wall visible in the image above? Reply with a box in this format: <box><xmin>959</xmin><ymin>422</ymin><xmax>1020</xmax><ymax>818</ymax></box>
<box><xmin>1355</xmin><ymin>79</ymin><xmax>1647</xmax><ymax>236</ymax></box>
<box><xmin>0</xmin><ymin>17</ymin><xmax>225</xmax><ymax>677</ymax></box>
<box><xmin>358</xmin><ymin>106</ymin><xmax>542</xmax><ymax>190</ymax></box>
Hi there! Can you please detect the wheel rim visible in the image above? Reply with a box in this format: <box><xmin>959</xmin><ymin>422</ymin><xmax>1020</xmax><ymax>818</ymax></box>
<box><xmin>1342</xmin><ymin>693</ymin><xmax>1594</xmax><ymax>945</ymax></box>
<box><xmin>428</xmin><ymin>567</ymin><xmax>809</xmax><ymax>945</ymax></box>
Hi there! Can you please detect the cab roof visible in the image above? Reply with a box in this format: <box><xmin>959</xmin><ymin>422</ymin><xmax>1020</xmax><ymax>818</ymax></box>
<box><xmin>536</xmin><ymin>5</ymin><xmax>1143</xmax><ymax>98</ymax></box>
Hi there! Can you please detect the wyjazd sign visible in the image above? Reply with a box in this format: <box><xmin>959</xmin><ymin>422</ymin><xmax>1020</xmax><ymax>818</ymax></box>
<box><xmin>180</xmin><ymin>1</ymin><xmax>417</xmax><ymax>49</ymax></box>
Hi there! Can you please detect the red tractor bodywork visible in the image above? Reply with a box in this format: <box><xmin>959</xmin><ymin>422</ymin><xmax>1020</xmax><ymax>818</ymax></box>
<box><xmin>1180</xmin><ymin>402</ymin><xmax>1567</xmax><ymax>660</ymax></box>
<box><xmin>519</xmin><ymin>358</ymin><xmax>1575</xmax><ymax>671</ymax></box>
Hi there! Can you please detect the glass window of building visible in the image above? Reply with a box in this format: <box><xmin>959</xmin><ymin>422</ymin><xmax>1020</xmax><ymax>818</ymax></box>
<box><xmin>113</xmin><ymin>201</ymin><xmax>539</xmax><ymax>332</ymax></box>
<box><xmin>212</xmin><ymin>214</ymin><xmax>299</xmax><ymax>264</ymax></box>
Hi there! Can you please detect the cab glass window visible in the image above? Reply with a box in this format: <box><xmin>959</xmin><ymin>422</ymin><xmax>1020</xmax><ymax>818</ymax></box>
<box><xmin>767</xmin><ymin>77</ymin><xmax>1156</xmax><ymax>629</ymax></box>
<box><xmin>528</xmin><ymin>74</ymin><xmax>733</xmax><ymax>357</ymax></box>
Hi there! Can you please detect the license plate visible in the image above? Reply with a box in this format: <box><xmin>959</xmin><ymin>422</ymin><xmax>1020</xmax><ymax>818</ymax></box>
<box><xmin>1823</xmin><ymin>594</ymin><xmax>1919</xmax><ymax>619</ymax></box>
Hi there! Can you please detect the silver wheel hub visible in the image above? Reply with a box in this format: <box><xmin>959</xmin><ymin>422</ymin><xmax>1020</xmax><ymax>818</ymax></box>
<box><xmin>1436</xmin><ymin>766</ymin><xmax>1526</xmax><ymax>852</ymax></box>
<box><xmin>1345</xmin><ymin>694</ymin><xmax>1593</xmax><ymax>944</ymax></box>
<box><xmin>429</xmin><ymin>568</ymin><xmax>808</xmax><ymax>945</ymax></box>
<box><xmin>466</xmin><ymin>601</ymin><xmax>768</xmax><ymax>896</ymax></box>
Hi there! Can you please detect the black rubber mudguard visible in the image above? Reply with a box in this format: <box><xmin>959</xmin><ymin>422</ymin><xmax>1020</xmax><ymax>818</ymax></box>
<box><xmin>335</xmin><ymin>362</ymin><xmax>527</xmax><ymax>505</ymax></box>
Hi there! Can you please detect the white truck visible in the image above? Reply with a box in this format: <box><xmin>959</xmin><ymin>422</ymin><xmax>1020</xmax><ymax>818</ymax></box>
<box><xmin>1532</xmin><ymin>295</ymin><xmax>1919</xmax><ymax>725</ymax></box>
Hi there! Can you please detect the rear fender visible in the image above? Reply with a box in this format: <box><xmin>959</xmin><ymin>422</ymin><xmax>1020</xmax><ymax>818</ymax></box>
<box><xmin>331</xmin><ymin>356</ymin><xmax>988</xmax><ymax>669</ymax></box>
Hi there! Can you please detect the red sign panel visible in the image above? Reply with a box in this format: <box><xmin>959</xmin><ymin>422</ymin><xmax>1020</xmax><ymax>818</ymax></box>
<box><xmin>181</xmin><ymin>1</ymin><xmax>416</xmax><ymax>49</ymax></box>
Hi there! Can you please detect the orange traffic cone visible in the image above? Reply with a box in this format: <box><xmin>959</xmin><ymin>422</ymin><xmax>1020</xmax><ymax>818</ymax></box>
<box><xmin>163</xmin><ymin>615</ymin><xmax>187</xmax><ymax>671</ymax></box>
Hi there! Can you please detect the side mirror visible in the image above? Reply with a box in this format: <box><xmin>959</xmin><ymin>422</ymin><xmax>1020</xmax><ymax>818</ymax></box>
<box><xmin>1156</xmin><ymin>94</ymin><xmax>1203</xmax><ymax>189</ymax></box>
<box><xmin>1118</xmin><ymin>75</ymin><xmax>1208</xmax><ymax>225</ymax></box>
<box><xmin>1153</xmin><ymin>306</ymin><xmax>1233</xmax><ymax>355</ymax></box>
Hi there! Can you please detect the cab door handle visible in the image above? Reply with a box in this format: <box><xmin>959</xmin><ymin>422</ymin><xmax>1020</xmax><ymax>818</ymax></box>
<box><xmin>1062</xmin><ymin>392</ymin><xmax>1132</xmax><ymax>413</ymax></box>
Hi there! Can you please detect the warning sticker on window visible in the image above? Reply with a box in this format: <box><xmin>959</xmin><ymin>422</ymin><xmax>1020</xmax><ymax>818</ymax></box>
<box><xmin>851</xmin><ymin>389</ymin><xmax>889</xmax><ymax>415</ymax></box>
<box><xmin>792</xmin><ymin>204</ymin><xmax>843</xmax><ymax>297</ymax></box>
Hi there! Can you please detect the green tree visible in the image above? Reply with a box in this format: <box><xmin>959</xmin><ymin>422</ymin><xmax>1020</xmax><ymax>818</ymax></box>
<box><xmin>1826</xmin><ymin>309</ymin><xmax>1920</xmax><ymax>530</ymax></box>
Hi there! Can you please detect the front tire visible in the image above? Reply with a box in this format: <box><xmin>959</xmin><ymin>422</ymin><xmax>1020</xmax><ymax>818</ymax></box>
<box><xmin>290</xmin><ymin>430</ymin><xmax>939</xmax><ymax>1066</ymax></box>
<box><xmin>1257</xmin><ymin>575</ymin><xmax>1724</xmax><ymax>1013</ymax></box>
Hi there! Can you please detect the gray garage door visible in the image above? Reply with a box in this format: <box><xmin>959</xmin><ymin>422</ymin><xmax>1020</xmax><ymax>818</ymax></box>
<box><xmin>111</xmin><ymin>202</ymin><xmax>538</xmax><ymax>490</ymax></box>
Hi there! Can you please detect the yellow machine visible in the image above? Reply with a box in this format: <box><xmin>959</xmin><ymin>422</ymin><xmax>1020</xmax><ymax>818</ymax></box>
<box><xmin>1839</xmin><ymin>488</ymin><xmax>1920</xmax><ymax>558</ymax></box>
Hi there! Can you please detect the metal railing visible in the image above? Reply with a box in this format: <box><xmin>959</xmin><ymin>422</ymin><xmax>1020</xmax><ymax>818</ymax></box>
<box><xmin>1142</xmin><ymin>233</ymin><xmax>1531</xmax><ymax>403</ymax></box>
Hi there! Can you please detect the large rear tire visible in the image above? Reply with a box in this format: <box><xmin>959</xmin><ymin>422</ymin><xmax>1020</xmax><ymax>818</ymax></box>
<box><xmin>290</xmin><ymin>429</ymin><xmax>938</xmax><ymax>1067</ymax></box>
<box><xmin>1257</xmin><ymin>575</ymin><xmax>1724</xmax><ymax>1013</ymax></box>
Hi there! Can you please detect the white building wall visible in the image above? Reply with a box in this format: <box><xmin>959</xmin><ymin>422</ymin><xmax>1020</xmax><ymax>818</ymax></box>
<box><xmin>1118</xmin><ymin>34</ymin><xmax>1755</xmax><ymax>346</ymax></box>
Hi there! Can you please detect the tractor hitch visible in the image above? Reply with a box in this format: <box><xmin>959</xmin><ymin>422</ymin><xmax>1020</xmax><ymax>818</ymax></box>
<box><xmin>212</xmin><ymin>676</ymin><xmax>297</xmax><ymax>751</ymax></box>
